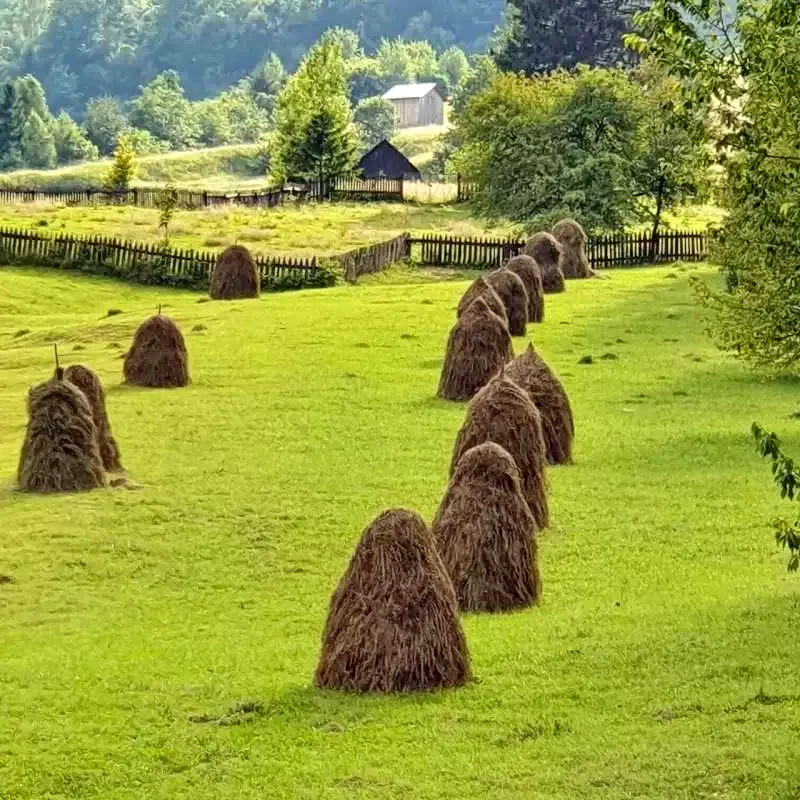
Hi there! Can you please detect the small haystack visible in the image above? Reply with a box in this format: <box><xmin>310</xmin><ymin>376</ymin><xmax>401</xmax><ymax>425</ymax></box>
<box><xmin>17</xmin><ymin>370</ymin><xmax>106</xmax><ymax>493</ymax></box>
<box><xmin>209</xmin><ymin>245</ymin><xmax>260</xmax><ymax>300</ymax></box>
<box><xmin>505</xmin><ymin>255</ymin><xmax>544</xmax><ymax>323</ymax></box>
<box><xmin>451</xmin><ymin>374</ymin><xmax>549</xmax><ymax>529</ymax></box>
<box><xmin>314</xmin><ymin>509</ymin><xmax>471</xmax><ymax>693</ymax></box>
<box><xmin>438</xmin><ymin>297</ymin><xmax>513</xmax><ymax>402</ymax></box>
<box><xmin>524</xmin><ymin>233</ymin><xmax>565</xmax><ymax>294</ymax></box>
<box><xmin>506</xmin><ymin>343</ymin><xmax>574</xmax><ymax>465</ymax></box>
<box><xmin>456</xmin><ymin>277</ymin><xmax>508</xmax><ymax>327</ymax></box>
<box><xmin>123</xmin><ymin>313</ymin><xmax>190</xmax><ymax>388</ymax></box>
<box><xmin>552</xmin><ymin>218</ymin><xmax>593</xmax><ymax>279</ymax></box>
<box><xmin>64</xmin><ymin>364</ymin><xmax>123</xmax><ymax>472</ymax></box>
<box><xmin>486</xmin><ymin>269</ymin><xmax>528</xmax><ymax>336</ymax></box>
<box><xmin>433</xmin><ymin>442</ymin><xmax>541</xmax><ymax>612</ymax></box>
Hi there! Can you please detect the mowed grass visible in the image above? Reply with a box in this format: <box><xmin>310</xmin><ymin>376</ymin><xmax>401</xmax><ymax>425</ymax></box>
<box><xmin>2</xmin><ymin>264</ymin><xmax>800</xmax><ymax>799</ymax></box>
<box><xmin>0</xmin><ymin>202</ymin><xmax>517</xmax><ymax>257</ymax></box>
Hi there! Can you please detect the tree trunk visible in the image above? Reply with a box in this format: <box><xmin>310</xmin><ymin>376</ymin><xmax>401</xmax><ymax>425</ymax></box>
<box><xmin>649</xmin><ymin>176</ymin><xmax>666</xmax><ymax>263</ymax></box>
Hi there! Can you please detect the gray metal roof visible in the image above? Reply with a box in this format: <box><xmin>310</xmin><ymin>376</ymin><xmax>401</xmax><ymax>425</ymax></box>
<box><xmin>382</xmin><ymin>83</ymin><xmax>439</xmax><ymax>101</ymax></box>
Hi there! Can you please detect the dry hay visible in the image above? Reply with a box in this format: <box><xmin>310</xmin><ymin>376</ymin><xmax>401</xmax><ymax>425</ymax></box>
<box><xmin>524</xmin><ymin>233</ymin><xmax>566</xmax><ymax>294</ymax></box>
<box><xmin>456</xmin><ymin>277</ymin><xmax>508</xmax><ymax>327</ymax></box>
<box><xmin>451</xmin><ymin>374</ymin><xmax>549</xmax><ymax>529</ymax></box>
<box><xmin>552</xmin><ymin>218</ymin><xmax>593</xmax><ymax>279</ymax></box>
<box><xmin>17</xmin><ymin>370</ymin><xmax>106</xmax><ymax>493</ymax></box>
<box><xmin>63</xmin><ymin>364</ymin><xmax>123</xmax><ymax>472</ymax></box>
<box><xmin>433</xmin><ymin>442</ymin><xmax>541</xmax><ymax>612</ymax></box>
<box><xmin>314</xmin><ymin>508</ymin><xmax>471</xmax><ymax>693</ymax></box>
<box><xmin>505</xmin><ymin>255</ymin><xmax>544</xmax><ymax>323</ymax></box>
<box><xmin>506</xmin><ymin>343</ymin><xmax>574</xmax><ymax>466</ymax></box>
<box><xmin>438</xmin><ymin>297</ymin><xmax>513</xmax><ymax>402</ymax></box>
<box><xmin>209</xmin><ymin>245</ymin><xmax>260</xmax><ymax>300</ymax></box>
<box><xmin>485</xmin><ymin>269</ymin><xmax>528</xmax><ymax>336</ymax></box>
<box><xmin>123</xmin><ymin>313</ymin><xmax>190</xmax><ymax>388</ymax></box>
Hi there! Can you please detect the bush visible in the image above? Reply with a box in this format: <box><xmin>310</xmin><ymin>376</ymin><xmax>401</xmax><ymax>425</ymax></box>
<box><xmin>354</xmin><ymin>97</ymin><xmax>396</xmax><ymax>150</ymax></box>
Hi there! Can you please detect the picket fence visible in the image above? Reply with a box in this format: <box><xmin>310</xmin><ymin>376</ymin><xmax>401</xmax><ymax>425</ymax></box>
<box><xmin>411</xmin><ymin>230</ymin><xmax>707</xmax><ymax>270</ymax></box>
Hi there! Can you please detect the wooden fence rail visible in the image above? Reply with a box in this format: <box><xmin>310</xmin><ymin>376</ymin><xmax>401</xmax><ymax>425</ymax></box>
<box><xmin>411</xmin><ymin>230</ymin><xmax>707</xmax><ymax>270</ymax></box>
<box><xmin>0</xmin><ymin>226</ymin><xmax>323</xmax><ymax>288</ymax></box>
<box><xmin>338</xmin><ymin>234</ymin><xmax>411</xmax><ymax>283</ymax></box>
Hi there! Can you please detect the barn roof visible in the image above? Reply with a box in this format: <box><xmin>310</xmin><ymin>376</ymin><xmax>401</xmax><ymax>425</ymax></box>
<box><xmin>358</xmin><ymin>139</ymin><xmax>420</xmax><ymax>179</ymax></box>
<box><xmin>382</xmin><ymin>83</ymin><xmax>439</xmax><ymax>101</ymax></box>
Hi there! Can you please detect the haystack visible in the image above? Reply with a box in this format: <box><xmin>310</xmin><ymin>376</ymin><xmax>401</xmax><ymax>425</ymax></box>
<box><xmin>433</xmin><ymin>442</ymin><xmax>541</xmax><ymax>612</ymax></box>
<box><xmin>524</xmin><ymin>233</ymin><xmax>565</xmax><ymax>294</ymax></box>
<box><xmin>506</xmin><ymin>343</ymin><xmax>574</xmax><ymax>465</ymax></box>
<box><xmin>451</xmin><ymin>374</ymin><xmax>549</xmax><ymax>529</ymax></box>
<box><xmin>17</xmin><ymin>370</ymin><xmax>106</xmax><ymax>493</ymax></box>
<box><xmin>486</xmin><ymin>269</ymin><xmax>528</xmax><ymax>336</ymax></box>
<box><xmin>314</xmin><ymin>509</ymin><xmax>471</xmax><ymax>693</ymax></box>
<box><xmin>123</xmin><ymin>313</ymin><xmax>190</xmax><ymax>388</ymax></box>
<box><xmin>456</xmin><ymin>277</ymin><xmax>508</xmax><ymax>326</ymax></box>
<box><xmin>438</xmin><ymin>297</ymin><xmax>513</xmax><ymax>402</ymax></box>
<box><xmin>505</xmin><ymin>255</ymin><xmax>544</xmax><ymax>323</ymax></box>
<box><xmin>552</xmin><ymin>218</ymin><xmax>593</xmax><ymax>279</ymax></box>
<box><xmin>63</xmin><ymin>364</ymin><xmax>123</xmax><ymax>472</ymax></box>
<box><xmin>209</xmin><ymin>245</ymin><xmax>260</xmax><ymax>300</ymax></box>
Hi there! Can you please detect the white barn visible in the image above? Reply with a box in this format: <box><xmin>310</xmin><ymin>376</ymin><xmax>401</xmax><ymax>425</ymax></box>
<box><xmin>382</xmin><ymin>83</ymin><xmax>445</xmax><ymax>129</ymax></box>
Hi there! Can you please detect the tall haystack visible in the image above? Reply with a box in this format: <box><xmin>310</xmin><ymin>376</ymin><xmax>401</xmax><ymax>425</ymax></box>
<box><xmin>17</xmin><ymin>370</ymin><xmax>107</xmax><ymax>493</ymax></box>
<box><xmin>552</xmin><ymin>218</ymin><xmax>593</xmax><ymax>279</ymax></box>
<box><xmin>123</xmin><ymin>313</ymin><xmax>190</xmax><ymax>388</ymax></box>
<box><xmin>456</xmin><ymin>277</ymin><xmax>508</xmax><ymax>327</ymax></box>
<box><xmin>486</xmin><ymin>269</ymin><xmax>528</xmax><ymax>336</ymax></box>
<box><xmin>438</xmin><ymin>297</ymin><xmax>513</xmax><ymax>402</ymax></box>
<box><xmin>505</xmin><ymin>255</ymin><xmax>544</xmax><ymax>323</ymax></box>
<box><xmin>209</xmin><ymin>245</ymin><xmax>260</xmax><ymax>300</ymax></box>
<box><xmin>63</xmin><ymin>364</ymin><xmax>123</xmax><ymax>472</ymax></box>
<box><xmin>451</xmin><ymin>374</ymin><xmax>549</xmax><ymax>529</ymax></box>
<box><xmin>314</xmin><ymin>509</ymin><xmax>471</xmax><ymax>693</ymax></box>
<box><xmin>433</xmin><ymin>442</ymin><xmax>541</xmax><ymax>612</ymax></box>
<box><xmin>524</xmin><ymin>233</ymin><xmax>565</xmax><ymax>294</ymax></box>
<box><xmin>506</xmin><ymin>343</ymin><xmax>574</xmax><ymax>465</ymax></box>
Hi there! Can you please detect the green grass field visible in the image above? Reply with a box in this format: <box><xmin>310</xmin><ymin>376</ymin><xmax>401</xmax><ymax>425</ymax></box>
<box><xmin>0</xmin><ymin>202</ymin><xmax>517</xmax><ymax>257</ymax></box>
<box><xmin>2</xmin><ymin>264</ymin><xmax>800</xmax><ymax>799</ymax></box>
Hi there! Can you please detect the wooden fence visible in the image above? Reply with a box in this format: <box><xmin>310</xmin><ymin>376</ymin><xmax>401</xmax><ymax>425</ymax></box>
<box><xmin>411</xmin><ymin>230</ymin><xmax>707</xmax><ymax>270</ymax></box>
<box><xmin>338</xmin><ymin>234</ymin><xmax>411</xmax><ymax>283</ymax></box>
<box><xmin>0</xmin><ymin>226</ymin><xmax>322</xmax><ymax>287</ymax></box>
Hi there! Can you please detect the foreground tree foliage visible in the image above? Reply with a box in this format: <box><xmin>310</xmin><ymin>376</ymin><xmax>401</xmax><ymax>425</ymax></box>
<box><xmin>630</xmin><ymin>0</ymin><xmax>800</xmax><ymax>370</ymax></box>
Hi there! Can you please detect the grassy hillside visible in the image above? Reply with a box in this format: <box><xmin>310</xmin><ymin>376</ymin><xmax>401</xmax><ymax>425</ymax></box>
<box><xmin>0</xmin><ymin>145</ymin><xmax>267</xmax><ymax>192</ymax></box>
<box><xmin>2</xmin><ymin>264</ymin><xmax>799</xmax><ymax>798</ymax></box>
<box><xmin>0</xmin><ymin>202</ymin><xmax>519</xmax><ymax>257</ymax></box>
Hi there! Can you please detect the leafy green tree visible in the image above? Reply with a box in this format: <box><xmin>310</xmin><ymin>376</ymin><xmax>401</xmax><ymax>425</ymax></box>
<box><xmin>439</xmin><ymin>47</ymin><xmax>471</xmax><ymax>96</ymax></box>
<box><xmin>20</xmin><ymin>111</ymin><xmax>56</xmax><ymax>168</ymax></box>
<box><xmin>103</xmin><ymin>133</ymin><xmax>137</xmax><ymax>190</ymax></box>
<box><xmin>124</xmin><ymin>128</ymin><xmax>169</xmax><ymax>155</ymax></box>
<box><xmin>194</xmin><ymin>99</ymin><xmax>234</xmax><ymax>146</ymax></box>
<box><xmin>496</xmin><ymin>0</ymin><xmax>642</xmax><ymax>74</ymax></box>
<box><xmin>51</xmin><ymin>111</ymin><xmax>99</xmax><ymax>164</ymax></box>
<box><xmin>156</xmin><ymin>183</ymin><xmax>179</xmax><ymax>245</ymax></box>
<box><xmin>631</xmin><ymin>0</ymin><xmax>800</xmax><ymax>369</ymax></box>
<box><xmin>452</xmin><ymin>54</ymin><xmax>498</xmax><ymax>114</ymax></box>
<box><xmin>0</xmin><ymin>81</ymin><xmax>23</xmax><ymax>168</ymax></box>
<box><xmin>354</xmin><ymin>96</ymin><xmax>396</xmax><ymax>149</ymax></box>
<box><xmin>272</xmin><ymin>39</ymin><xmax>359</xmax><ymax>183</ymax></box>
<box><xmin>250</xmin><ymin>53</ymin><xmax>287</xmax><ymax>113</ymax></box>
<box><xmin>84</xmin><ymin>97</ymin><xmax>129</xmax><ymax>155</ymax></box>
<box><xmin>129</xmin><ymin>70</ymin><xmax>199</xmax><ymax>149</ymax></box>
<box><xmin>320</xmin><ymin>27</ymin><xmax>362</xmax><ymax>61</ymax></box>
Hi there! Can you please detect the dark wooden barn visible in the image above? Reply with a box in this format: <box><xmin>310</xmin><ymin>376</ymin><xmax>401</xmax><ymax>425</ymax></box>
<box><xmin>358</xmin><ymin>140</ymin><xmax>421</xmax><ymax>181</ymax></box>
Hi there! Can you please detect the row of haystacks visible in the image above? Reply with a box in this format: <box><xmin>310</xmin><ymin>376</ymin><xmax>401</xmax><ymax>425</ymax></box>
<box><xmin>314</xmin><ymin>223</ymin><xmax>586</xmax><ymax>694</ymax></box>
<box><xmin>15</xmin><ymin>242</ymin><xmax>262</xmax><ymax>493</ymax></box>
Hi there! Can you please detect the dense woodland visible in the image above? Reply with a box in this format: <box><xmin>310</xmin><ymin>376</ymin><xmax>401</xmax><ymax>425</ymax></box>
<box><xmin>0</xmin><ymin>0</ymin><xmax>504</xmax><ymax>112</ymax></box>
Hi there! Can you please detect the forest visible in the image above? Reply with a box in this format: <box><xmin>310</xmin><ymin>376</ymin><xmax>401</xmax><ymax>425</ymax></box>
<box><xmin>0</xmin><ymin>0</ymin><xmax>504</xmax><ymax>112</ymax></box>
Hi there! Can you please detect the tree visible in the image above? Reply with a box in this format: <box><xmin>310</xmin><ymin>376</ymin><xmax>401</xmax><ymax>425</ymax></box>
<box><xmin>496</xmin><ymin>0</ymin><xmax>642</xmax><ymax>74</ymax></box>
<box><xmin>51</xmin><ymin>111</ymin><xmax>99</xmax><ymax>164</ymax></box>
<box><xmin>156</xmin><ymin>183</ymin><xmax>179</xmax><ymax>246</ymax></box>
<box><xmin>631</xmin><ymin>0</ymin><xmax>800</xmax><ymax>369</ymax></box>
<box><xmin>250</xmin><ymin>53</ymin><xmax>287</xmax><ymax>114</ymax></box>
<box><xmin>84</xmin><ymin>97</ymin><xmax>129</xmax><ymax>156</ymax></box>
<box><xmin>452</xmin><ymin>54</ymin><xmax>498</xmax><ymax>114</ymax></box>
<box><xmin>20</xmin><ymin>111</ymin><xmax>56</xmax><ymax>168</ymax></box>
<box><xmin>272</xmin><ymin>39</ymin><xmax>359</xmax><ymax>184</ymax></box>
<box><xmin>439</xmin><ymin>47</ymin><xmax>471</xmax><ymax>96</ymax></box>
<box><xmin>0</xmin><ymin>81</ymin><xmax>23</xmax><ymax>168</ymax></box>
<box><xmin>103</xmin><ymin>134</ymin><xmax>137</xmax><ymax>190</ymax></box>
<box><xmin>129</xmin><ymin>70</ymin><xmax>198</xmax><ymax>149</ymax></box>
<box><xmin>354</xmin><ymin>96</ymin><xmax>396</xmax><ymax>149</ymax></box>
<box><xmin>449</xmin><ymin>68</ymin><xmax>642</xmax><ymax>231</ymax></box>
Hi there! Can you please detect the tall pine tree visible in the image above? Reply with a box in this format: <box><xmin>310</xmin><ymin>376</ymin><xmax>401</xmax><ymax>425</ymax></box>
<box><xmin>495</xmin><ymin>0</ymin><xmax>643</xmax><ymax>74</ymax></box>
